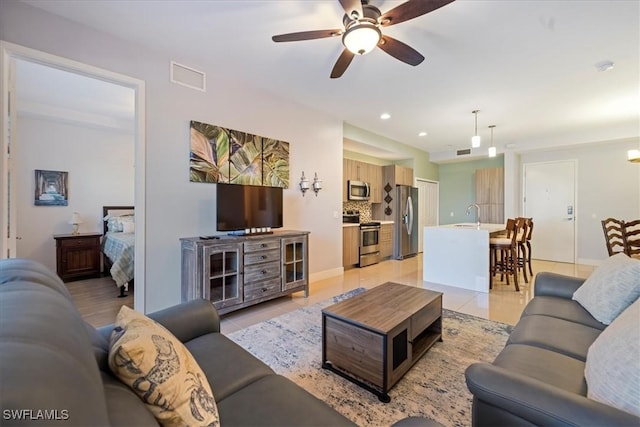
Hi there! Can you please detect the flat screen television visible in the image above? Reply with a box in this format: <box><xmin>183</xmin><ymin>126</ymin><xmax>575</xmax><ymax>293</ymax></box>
<box><xmin>216</xmin><ymin>183</ymin><xmax>283</xmax><ymax>232</ymax></box>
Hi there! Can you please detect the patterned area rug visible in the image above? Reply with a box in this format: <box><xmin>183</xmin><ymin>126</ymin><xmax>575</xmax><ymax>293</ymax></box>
<box><xmin>228</xmin><ymin>287</ymin><xmax>512</xmax><ymax>427</ymax></box>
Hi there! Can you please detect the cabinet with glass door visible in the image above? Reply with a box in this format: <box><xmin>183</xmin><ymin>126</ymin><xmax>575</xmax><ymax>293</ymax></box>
<box><xmin>281</xmin><ymin>235</ymin><xmax>308</xmax><ymax>293</ymax></box>
<box><xmin>203</xmin><ymin>243</ymin><xmax>243</xmax><ymax>310</ymax></box>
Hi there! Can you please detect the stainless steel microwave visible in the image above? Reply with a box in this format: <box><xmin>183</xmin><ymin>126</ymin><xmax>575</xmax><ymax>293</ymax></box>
<box><xmin>348</xmin><ymin>180</ymin><xmax>370</xmax><ymax>201</ymax></box>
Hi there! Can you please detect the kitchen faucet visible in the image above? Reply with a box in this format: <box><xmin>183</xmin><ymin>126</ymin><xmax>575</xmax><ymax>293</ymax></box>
<box><xmin>466</xmin><ymin>203</ymin><xmax>480</xmax><ymax>228</ymax></box>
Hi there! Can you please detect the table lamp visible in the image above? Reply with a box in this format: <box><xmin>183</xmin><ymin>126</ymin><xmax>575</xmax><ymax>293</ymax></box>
<box><xmin>69</xmin><ymin>212</ymin><xmax>83</xmax><ymax>235</ymax></box>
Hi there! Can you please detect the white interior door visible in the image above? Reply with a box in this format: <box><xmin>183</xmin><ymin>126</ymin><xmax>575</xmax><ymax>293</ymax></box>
<box><xmin>523</xmin><ymin>160</ymin><xmax>576</xmax><ymax>263</ymax></box>
<box><xmin>416</xmin><ymin>179</ymin><xmax>439</xmax><ymax>253</ymax></box>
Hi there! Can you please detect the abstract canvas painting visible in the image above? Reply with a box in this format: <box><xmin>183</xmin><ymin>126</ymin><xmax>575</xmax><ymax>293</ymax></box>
<box><xmin>34</xmin><ymin>170</ymin><xmax>68</xmax><ymax>206</ymax></box>
<box><xmin>189</xmin><ymin>120</ymin><xmax>289</xmax><ymax>188</ymax></box>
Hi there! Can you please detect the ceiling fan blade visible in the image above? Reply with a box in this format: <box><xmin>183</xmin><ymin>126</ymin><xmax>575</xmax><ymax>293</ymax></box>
<box><xmin>330</xmin><ymin>49</ymin><xmax>355</xmax><ymax>79</ymax></box>
<box><xmin>380</xmin><ymin>0</ymin><xmax>455</xmax><ymax>27</ymax></box>
<box><xmin>272</xmin><ymin>29</ymin><xmax>342</xmax><ymax>43</ymax></box>
<box><xmin>378</xmin><ymin>35</ymin><xmax>425</xmax><ymax>66</ymax></box>
<box><xmin>339</xmin><ymin>0</ymin><xmax>364</xmax><ymax>20</ymax></box>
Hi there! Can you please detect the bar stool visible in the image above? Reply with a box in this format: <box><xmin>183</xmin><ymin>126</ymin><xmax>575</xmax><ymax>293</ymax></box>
<box><xmin>516</xmin><ymin>217</ymin><xmax>533</xmax><ymax>283</ymax></box>
<box><xmin>489</xmin><ymin>218</ymin><xmax>524</xmax><ymax>291</ymax></box>
<box><xmin>524</xmin><ymin>218</ymin><xmax>534</xmax><ymax>277</ymax></box>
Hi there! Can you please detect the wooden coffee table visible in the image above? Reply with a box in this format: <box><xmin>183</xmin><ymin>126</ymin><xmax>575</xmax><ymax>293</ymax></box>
<box><xmin>321</xmin><ymin>282</ymin><xmax>443</xmax><ymax>402</ymax></box>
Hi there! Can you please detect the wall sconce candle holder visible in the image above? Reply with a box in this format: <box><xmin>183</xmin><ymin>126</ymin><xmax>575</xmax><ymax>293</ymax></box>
<box><xmin>299</xmin><ymin>171</ymin><xmax>310</xmax><ymax>196</ymax></box>
<box><xmin>300</xmin><ymin>172</ymin><xmax>322</xmax><ymax>196</ymax></box>
<box><xmin>312</xmin><ymin>173</ymin><xmax>322</xmax><ymax>196</ymax></box>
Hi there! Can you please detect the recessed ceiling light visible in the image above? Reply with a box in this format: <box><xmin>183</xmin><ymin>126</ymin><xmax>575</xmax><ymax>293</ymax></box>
<box><xmin>595</xmin><ymin>60</ymin><xmax>614</xmax><ymax>72</ymax></box>
<box><xmin>380</xmin><ymin>113</ymin><xmax>391</xmax><ymax>120</ymax></box>
<box><xmin>418</xmin><ymin>131</ymin><xmax>427</xmax><ymax>137</ymax></box>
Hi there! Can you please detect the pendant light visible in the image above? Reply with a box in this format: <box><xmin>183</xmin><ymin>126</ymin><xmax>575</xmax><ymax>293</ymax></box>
<box><xmin>488</xmin><ymin>125</ymin><xmax>497</xmax><ymax>158</ymax></box>
<box><xmin>471</xmin><ymin>110</ymin><xmax>481</xmax><ymax>148</ymax></box>
<box><xmin>628</xmin><ymin>149</ymin><xmax>640</xmax><ymax>163</ymax></box>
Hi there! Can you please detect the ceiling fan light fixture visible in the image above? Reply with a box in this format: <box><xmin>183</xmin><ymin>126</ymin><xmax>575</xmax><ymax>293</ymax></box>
<box><xmin>342</xmin><ymin>23</ymin><xmax>381</xmax><ymax>55</ymax></box>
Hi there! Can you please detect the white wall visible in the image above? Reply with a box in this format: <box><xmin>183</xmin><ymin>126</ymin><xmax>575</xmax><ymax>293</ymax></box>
<box><xmin>517</xmin><ymin>138</ymin><xmax>640</xmax><ymax>264</ymax></box>
<box><xmin>14</xmin><ymin>116</ymin><xmax>134</xmax><ymax>271</ymax></box>
<box><xmin>0</xmin><ymin>1</ymin><xmax>344</xmax><ymax>311</ymax></box>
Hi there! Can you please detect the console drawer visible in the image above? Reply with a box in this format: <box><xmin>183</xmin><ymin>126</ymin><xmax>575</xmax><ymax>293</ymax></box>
<box><xmin>244</xmin><ymin>277</ymin><xmax>281</xmax><ymax>300</ymax></box>
<box><xmin>244</xmin><ymin>240</ymin><xmax>280</xmax><ymax>253</ymax></box>
<box><xmin>244</xmin><ymin>249</ymin><xmax>280</xmax><ymax>265</ymax></box>
<box><xmin>244</xmin><ymin>261</ymin><xmax>280</xmax><ymax>283</ymax></box>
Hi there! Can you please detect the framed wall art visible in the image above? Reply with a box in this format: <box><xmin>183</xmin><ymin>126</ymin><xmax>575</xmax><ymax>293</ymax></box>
<box><xmin>34</xmin><ymin>169</ymin><xmax>68</xmax><ymax>206</ymax></box>
<box><xmin>189</xmin><ymin>120</ymin><xmax>290</xmax><ymax>188</ymax></box>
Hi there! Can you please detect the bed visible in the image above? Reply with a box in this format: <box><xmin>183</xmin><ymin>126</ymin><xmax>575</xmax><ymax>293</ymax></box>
<box><xmin>102</xmin><ymin>206</ymin><xmax>135</xmax><ymax>297</ymax></box>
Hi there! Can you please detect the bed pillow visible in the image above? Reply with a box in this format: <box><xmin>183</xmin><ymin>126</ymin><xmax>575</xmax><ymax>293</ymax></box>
<box><xmin>104</xmin><ymin>214</ymin><xmax>134</xmax><ymax>233</ymax></box>
<box><xmin>122</xmin><ymin>221</ymin><xmax>135</xmax><ymax>233</ymax></box>
<box><xmin>106</xmin><ymin>216</ymin><xmax>123</xmax><ymax>233</ymax></box>
<box><xmin>572</xmin><ymin>253</ymin><xmax>640</xmax><ymax>324</ymax></box>
<box><xmin>585</xmin><ymin>298</ymin><xmax>640</xmax><ymax>416</ymax></box>
<box><xmin>108</xmin><ymin>306</ymin><xmax>219</xmax><ymax>427</ymax></box>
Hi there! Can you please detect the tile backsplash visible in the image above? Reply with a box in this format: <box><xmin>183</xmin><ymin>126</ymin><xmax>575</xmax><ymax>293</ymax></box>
<box><xmin>343</xmin><ymin>201</ymin><xmax>372</xmax><ymax>223</ymax></box>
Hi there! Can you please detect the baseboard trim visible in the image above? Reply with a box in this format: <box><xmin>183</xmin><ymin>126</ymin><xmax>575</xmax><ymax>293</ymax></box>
<box><xmin>577</xmin><ymin>258</ymin><xmax>603</xmax><ymax>266</ymax></box>
<box><xmin>310</xmin><ymin>267</ymin><xmax>344</xmax><ymax>283</ymax></box>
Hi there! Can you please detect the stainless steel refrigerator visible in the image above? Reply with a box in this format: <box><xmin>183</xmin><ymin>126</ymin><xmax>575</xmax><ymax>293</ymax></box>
<box><xmin>394</xmin><ymin>185</ymin><xmax>419</xmax><ymax>259</ymax></box>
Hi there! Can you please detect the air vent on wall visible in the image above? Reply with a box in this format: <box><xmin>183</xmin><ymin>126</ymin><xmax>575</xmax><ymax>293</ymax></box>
<box><xmin>170</xmin><ymin>61</ymin><xmax>206</xmax><ymax>92</ymax></box>
<box><xmin>457</xmin><ymin>148</ymin><xmax>471</xmax><ymax>156</ymax></box>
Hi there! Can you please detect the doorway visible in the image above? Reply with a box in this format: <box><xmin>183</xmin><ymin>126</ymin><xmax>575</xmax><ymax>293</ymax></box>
<box><xmin>416</xmin><ymin>178</ymin><xmax>439</xmax><ymax>253</ymax></box>
<box><xmin>1</xmin><ymin>41</ymin><xmax>147</xmax><ymax>312</ymax></box>
<box><xmin>523</xmin><ymin>160</ymin><xmax>577</xmax><ymax>263</ymax></box>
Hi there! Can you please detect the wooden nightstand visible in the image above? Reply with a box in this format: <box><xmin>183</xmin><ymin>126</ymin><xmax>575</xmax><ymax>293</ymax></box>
<box><xmin>54</xmin><ymin>233</ymin><xmax>102</xmax><ymax>282</ymax></box>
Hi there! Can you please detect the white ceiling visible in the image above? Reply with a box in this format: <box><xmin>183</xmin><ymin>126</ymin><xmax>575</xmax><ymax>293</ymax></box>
<box><xmin>22</xmin><ymin>0</ymin><xmax>640</xmax><ymax>160</ymax></box>
<box><xmin>15</xmin><ymin>59</ymin><xmax>135</xmax><ymax>132</ymax></box>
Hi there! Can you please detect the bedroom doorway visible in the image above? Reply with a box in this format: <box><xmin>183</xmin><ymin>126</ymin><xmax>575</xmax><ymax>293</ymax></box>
<box><xmin>1</xmin><ymin>41</ymin><xmax>147</xmax><ymax>312</ymax></box>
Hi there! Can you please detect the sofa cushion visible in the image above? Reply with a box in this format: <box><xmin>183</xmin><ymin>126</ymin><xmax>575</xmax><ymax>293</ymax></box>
<box><xmin>0</xmin><ymin>277</ymin><xmax>111</xmax><ymax>425</ymax></box>
<box><xmin>521</xmin><ymin>296</ymin><xmax>606</xmax><ymax>330</ymax></box>
<box><xmin>585</xmin><ymin>298</ymin><xmax>640</xmax><ymax>416</ymax></box>
<box><xmin>494</xmin><ymin>344</ymin><xmax>587</xmax><ymax>395</ymax></box>
<box><xmin>507</xmin><ymin>315</ymin><xmax>602</xmax><ymax>361</ymax></box>
<box><xmin>572</xmin><ymin>253</ymin><xmax>640</xmax><ymax>325</ymax></box>
<box><xmin>108</xmin><ymin>306</ymin><xmax>220</xmax><ymax>427</ymax></box>
<box><xmin>185</xmin><ymin>332</ymin><xmax>275</xmax><ymax>401</ymax></box>
<box><xmin>216</xmin><ymin>375</ymin><xmax>355</xmax><ymax>426</ymax></box>
<box><xmin>101</xmin><ymin>371</ymin><xmax>159</xmax><ymax>426</ymax></box>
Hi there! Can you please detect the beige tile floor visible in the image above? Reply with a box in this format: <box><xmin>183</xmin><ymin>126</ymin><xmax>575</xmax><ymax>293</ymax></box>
<box><xmin>220</xmin><ymin>256</ymin><xmax>595</xmax><ymax>334</ymax></box>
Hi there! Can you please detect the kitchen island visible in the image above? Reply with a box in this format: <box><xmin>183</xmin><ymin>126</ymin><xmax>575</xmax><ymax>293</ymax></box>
<box><xmin>422</xmin><ymin>223</ymin><xmax>505</xmax><ymax>292</ymax></box>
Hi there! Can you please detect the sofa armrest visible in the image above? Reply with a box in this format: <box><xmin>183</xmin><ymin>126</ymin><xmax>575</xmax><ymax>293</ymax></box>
<box><xmin>146</xmin><ymin>299</ymin><xmax>220</xmax><ymax>342</ymax></box>
<box><xmin>465</xmin><ymin>363</ymin><xmax>639</xmax><ymax>427</ymax></box>
<box><xmin>98</xmin><ymin>299</ymin><xmax>221</xmax><ymax>343</ymax></box>
<box><xmin>533</xmin><ymin>272</ymin><xmax>586</xmax><ymax>299</ymax></box>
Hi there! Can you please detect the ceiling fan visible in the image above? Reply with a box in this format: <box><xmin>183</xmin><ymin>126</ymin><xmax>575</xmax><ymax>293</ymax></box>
<box><xmin>272</xmin><ymin>0</ymin><xmax>455</xmax><ymax>78</ymax></box>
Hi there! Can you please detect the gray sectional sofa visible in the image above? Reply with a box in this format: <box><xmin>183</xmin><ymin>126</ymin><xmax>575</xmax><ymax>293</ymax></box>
<box><xmin>465</xmin><ymin>271</ymin><xmax>640</xmax><ymax>426</ymax></box>
<box><xmin>0</xmin><ymin>258</ymin><xmax>355</xmax><ymax>426</ymax></box>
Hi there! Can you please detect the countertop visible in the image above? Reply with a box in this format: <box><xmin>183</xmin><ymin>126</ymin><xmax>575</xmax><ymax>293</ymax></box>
<box><xmin>342</xmin><ymin>220</ymin><xmax>394</xmax><ymax>228</ymax></box>
<box><xmin>429</xmin><ymin>223</ymin><xmax>505</xmax><ymax>233</ymax></box>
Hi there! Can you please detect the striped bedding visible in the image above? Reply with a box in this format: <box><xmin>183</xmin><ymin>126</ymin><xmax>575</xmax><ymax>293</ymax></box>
<box><xmin>102</xmin><ymin>232</ymin><xmax>134</xmax><ymax>289</ymax></box>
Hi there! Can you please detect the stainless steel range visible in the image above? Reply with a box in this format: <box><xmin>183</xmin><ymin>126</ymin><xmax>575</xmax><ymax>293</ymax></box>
<box><xmin>359</xmin><ymin>222</ymin><xmax>381</xmax><ymax>267</ymax></box>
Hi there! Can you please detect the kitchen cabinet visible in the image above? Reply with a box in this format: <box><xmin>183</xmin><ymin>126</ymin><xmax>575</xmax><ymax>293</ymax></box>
<box><xmin>379</xmin><ymin>223</ymin><xmax>393</xmax><ymax>259</ymax></box>
<box><xmin>475</xmin><ymin>168</ymin><xmax>504</xmax><ymax>224</ymax></box>
<box><xmin>343</xmin><ymin>159</ymin><xmax>382</xmax><ymax>203</ymax></box>
<box><xmin>397</xmin><ymin>166</ymin><xmax>414</xmax><ymax>186</ymax></box>
<box><xmin>368</xmin><ymin>163</ymin><xmax>382</xmax><ymax>203</ymax></box>
<box><xmin>382</xmin><ymin>164</ymin><xmax>414</xmax><ymax>188</ymax></box>
<box><xmin>342</xmin><ymin>226</ymin><xmax>360</xmax><ymax>267</ymax></box>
